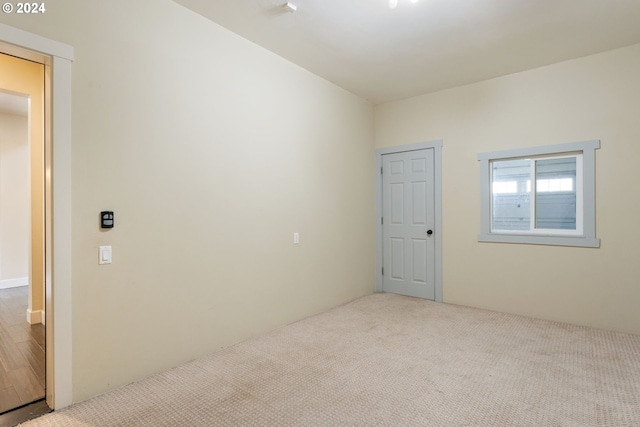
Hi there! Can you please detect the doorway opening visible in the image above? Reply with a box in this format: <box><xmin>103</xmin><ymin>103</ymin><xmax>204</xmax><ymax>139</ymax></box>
<box><xmin>0</xmin><ymin>53</ymin><xmax>46</xmax><ymax>414</ymax></box>
<box><xmin>0</xmin><ymin>23</ymin><xmax>74</xmax><ymax>411</ymax></box>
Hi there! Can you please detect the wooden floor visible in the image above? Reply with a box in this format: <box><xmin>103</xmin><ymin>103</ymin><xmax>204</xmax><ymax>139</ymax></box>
<box><xmin>0</xmin><ymin>400</ymin><xmax>50</xmax><ymax>427</ymax></box>
<box><xmin>0</xmin><ymin>287</ymin><xmax>45</xmax><ymax>414</ymax></box>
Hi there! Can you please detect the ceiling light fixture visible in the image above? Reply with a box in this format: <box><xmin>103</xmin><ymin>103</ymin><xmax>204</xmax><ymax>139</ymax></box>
<box><xmin>283</xmin><ymin>2</ymin><xmax>297</xmax><ymax>12</ymax></box>
<box><xmin>389</xmin><ymin>0</ymin><xmax>419</xmax><ymax>8</ymax></box>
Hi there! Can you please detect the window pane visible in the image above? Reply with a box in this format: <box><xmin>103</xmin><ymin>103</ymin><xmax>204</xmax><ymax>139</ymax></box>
<box><xmin>535</xmin><ymin>157</ymin><xmax>576</xmax><ymax>230</ymax></box>
<box><xmin>491</xmin><ymin>159</ymin><xmax>530</xmax><ymax>230</ymax></box>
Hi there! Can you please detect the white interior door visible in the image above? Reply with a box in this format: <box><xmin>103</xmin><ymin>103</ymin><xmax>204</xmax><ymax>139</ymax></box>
<box><xmin>382</xmin><ymin>149</ymin><xmax>435</xmax><ymax>299</ymax></box>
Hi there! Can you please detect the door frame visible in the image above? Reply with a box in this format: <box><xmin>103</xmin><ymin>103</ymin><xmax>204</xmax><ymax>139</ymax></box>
<box><xmin>375</xmin><ymin>140</ymin><xmax>443</xmax><ymax>302</ymax></box>
<box><xmin>0</xmin><ymin>23</ymin><xmax>74</xmax><ymax>409</ymax></box>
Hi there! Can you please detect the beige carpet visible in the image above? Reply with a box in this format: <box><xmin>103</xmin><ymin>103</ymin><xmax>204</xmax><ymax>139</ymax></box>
<box><xmin>21</xmin><ymin>293</ymin><xmax>640</xmax><ymax>426</ymax></box>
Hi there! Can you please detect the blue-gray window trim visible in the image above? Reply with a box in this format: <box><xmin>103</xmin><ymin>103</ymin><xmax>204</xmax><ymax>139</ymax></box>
<box><xmin>478</xmin><ymin>140</ymin><xmax>600</xmax><ymax>248</ymax></box>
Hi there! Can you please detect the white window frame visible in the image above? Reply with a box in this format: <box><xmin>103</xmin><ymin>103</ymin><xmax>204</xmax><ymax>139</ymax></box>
<box><xmin>478</xmin><ymin>140</ymin><xmax>600</xmax><ymax>248</ymax></box>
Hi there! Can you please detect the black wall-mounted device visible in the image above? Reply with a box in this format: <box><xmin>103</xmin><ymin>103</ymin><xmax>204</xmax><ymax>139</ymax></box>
<box><xmin>101</xmin><ymin>211</ymin><xmax>114</xmax><ymax>229</ymax></box>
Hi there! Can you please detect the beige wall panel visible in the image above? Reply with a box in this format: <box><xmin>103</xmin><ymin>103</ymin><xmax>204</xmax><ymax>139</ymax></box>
<box><xmin>2</xmin><ymin>0</ymin><xmax>375</xmax><ymax>402</ymax></box>
<box><xmin>375</xmin><ymin>44</ymin><xmax>640</xmax><ymax>336</ymax></box>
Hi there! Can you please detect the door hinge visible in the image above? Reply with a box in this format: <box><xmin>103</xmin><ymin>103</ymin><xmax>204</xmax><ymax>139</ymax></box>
<box><xmin>380</xmin><ymin>166</ymin><xmax>383</xmax><ymax>175</ymax></box>
<box><xmin>381</xmin><ymin>217</ymin><xmax>384</xmax><ymax>225</ymax></box>
<box><xmin>382</xmin><ymin>267</ymin><xmax>384</xmax><ymax>275</ymax></box>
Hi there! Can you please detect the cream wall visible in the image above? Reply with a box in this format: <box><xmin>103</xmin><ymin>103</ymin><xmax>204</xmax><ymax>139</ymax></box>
<box><xmin>375</xmin><ymin>43</ymin><xmax>640</xmax><ymax>336</ymax></box>
<box><xmin>0</xmin><ymin>112</ymin><xmax>29</xmax><ymax>282</ymax></box>
<box><xmin>1</xmin><ymin>0</ymin><xmax>375</xmax><ymax>401</ymax></box>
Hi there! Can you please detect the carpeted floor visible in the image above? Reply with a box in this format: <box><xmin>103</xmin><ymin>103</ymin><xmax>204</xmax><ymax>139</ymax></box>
<box><xmin>20</xmin><ymin>293</ymin><xmax>640</xmax><ymax>426</ymax></box>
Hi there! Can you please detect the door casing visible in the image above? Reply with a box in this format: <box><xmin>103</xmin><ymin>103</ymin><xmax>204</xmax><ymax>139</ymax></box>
<box><xmin>375</xmin><ymin>140</ymin><xmax>443</xmax><ymax>302</ymax></box>
<box><xmin>0</xmin><ymin>23</ymin><xmax>74</xmax><ymax>410</ymax></box>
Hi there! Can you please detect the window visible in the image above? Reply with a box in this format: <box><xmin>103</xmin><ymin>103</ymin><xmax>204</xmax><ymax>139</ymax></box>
<box><xmin>491</xmin><ymin>155</ymin><xmax>579</xmax><ymax>233</ymax></box>
<box><xmin>478</xmin><ymin>140</ymin><xmax>600</xmax><ymax>247</ymax></box>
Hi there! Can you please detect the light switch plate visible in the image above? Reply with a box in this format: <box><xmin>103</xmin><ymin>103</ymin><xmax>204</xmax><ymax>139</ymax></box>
<box><xmin>99</xmin><ymin>246</ymin><xmax>112</xmax><ymax>264</ymax></box>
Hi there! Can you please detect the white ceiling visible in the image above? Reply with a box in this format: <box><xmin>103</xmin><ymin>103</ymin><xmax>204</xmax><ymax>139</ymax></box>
<box><xmin>174</xmin><ymin>0</ymin><xmax>640</xmax><ymax>104</ymax></box>
<box><xmin>0</xmin><ymin>91</ymin><xmax>28</xmax><ymax>116</ymax></box>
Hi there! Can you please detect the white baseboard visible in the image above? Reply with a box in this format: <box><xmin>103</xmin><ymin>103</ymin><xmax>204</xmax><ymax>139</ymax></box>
<box><xmin>27</xmin><ymin>309</ymin><xmax>45</xmax><ymax>325</ymax></box>
<box><xmin>0</xmin><ymin>277</ymin><xmax>28</xmax><ymax>289</ymax></box>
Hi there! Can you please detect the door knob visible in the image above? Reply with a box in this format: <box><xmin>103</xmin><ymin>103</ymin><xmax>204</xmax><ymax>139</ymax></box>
<box><xmin>427</xmin><ymin>229</ymin><xmax>433</xmax><ymax>235</ymax></box>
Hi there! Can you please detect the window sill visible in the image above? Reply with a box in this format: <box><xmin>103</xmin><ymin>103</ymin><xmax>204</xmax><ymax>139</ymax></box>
<box><xmin>478</xmin><ymin>233</ymin><xmax>600</xmax><ymax>248</ymax></box>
